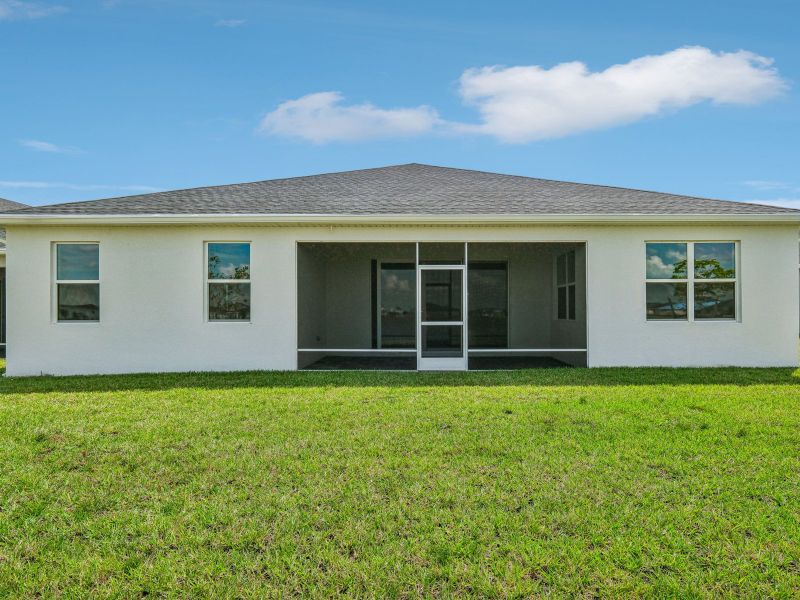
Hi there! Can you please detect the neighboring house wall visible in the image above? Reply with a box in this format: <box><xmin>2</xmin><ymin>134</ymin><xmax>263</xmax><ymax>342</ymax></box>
<box><xmin>5</xmin><ymin>223</ymin><xmax>799</xmax><ymax>375</ymax></box>
<box><xmin>0</xmin><ymin>254</ymin><xmax>5</xmax><ymax>348</ymax></box>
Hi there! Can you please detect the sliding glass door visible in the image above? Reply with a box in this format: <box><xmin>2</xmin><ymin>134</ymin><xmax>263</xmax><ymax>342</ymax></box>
<box><xmin>378</xmin><ymin>262</ymin><xmax>416</xmax><ymax>348</ymax></box>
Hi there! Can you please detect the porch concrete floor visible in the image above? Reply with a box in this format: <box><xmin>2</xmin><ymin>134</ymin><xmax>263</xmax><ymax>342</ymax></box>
<box><xmin>303</xmin><ymin>356</ymin><xmax>417</xmax><ymax>371</ymax></box>
<box><xmin>301</xmin><ymin>355</ymin><xmax>571</xmax><ymax>371</ymax></box>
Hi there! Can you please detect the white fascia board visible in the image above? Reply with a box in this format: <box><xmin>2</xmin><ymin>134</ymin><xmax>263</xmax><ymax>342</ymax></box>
<box><xmin>0</xmin><ymin>212</ymin><xmax>799</xmax><ymax>225</ymax></box>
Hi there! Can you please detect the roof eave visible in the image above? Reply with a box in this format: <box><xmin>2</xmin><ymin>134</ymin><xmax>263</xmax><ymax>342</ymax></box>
<box><xmin>0</xmin><ymin>213</ymin><xmax>798</xmax><ymax>225</ymax></box>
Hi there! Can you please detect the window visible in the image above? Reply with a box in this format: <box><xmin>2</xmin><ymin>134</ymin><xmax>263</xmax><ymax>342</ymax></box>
<box><xmin>646</xmin><ymin>242</ymin><xmax>737</xmax><ymax>321</ymax></box>
<box><xmin>55</xmin><ymin>243</ymin><xmax>99</xmax><ymax>322</ymax></box>
<box><xmin>206</xmin><ymin>242</ymin><xmax>251</xmax><ymax>321</ymax></box>
<box><xmin>555</xmin><ymin>250</ymin><xmax>576</xmax><ymax>320</ymax></box>
<box><xmin>645</xmin><ymin>243</ymin><xmax>688</xmax><ymax>320</ymax></box>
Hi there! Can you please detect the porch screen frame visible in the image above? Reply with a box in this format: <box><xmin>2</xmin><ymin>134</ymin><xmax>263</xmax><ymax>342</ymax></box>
<box><xmin>295</xmin><ymin>241</ymin><xmax>589</xmax><ymax>368</ymax></box>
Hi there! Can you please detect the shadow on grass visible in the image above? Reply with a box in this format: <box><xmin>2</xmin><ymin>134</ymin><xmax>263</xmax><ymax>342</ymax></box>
<box><xmin>0</xmin><ymin>367</ymin><xmax>799</xmax><ymax>394</ymax></box>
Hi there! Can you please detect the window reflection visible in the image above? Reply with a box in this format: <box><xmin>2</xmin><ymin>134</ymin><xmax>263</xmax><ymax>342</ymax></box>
<box><xmin>208</xmin><ymin>243</ymin><xmax>250</xmax><ymax>280</ymax></box>
<box><xmin>58</xmin><ymin>283</ymin><xmax>99</xmax><ymax>321</ymax></box>
<box><xmin>694</xmin><ymin>243</ymin><xmax>735</xmax><ymax>279</ymax></box>
<box><xmin>57</xmin><ymin>244</ymin><xmax>99</xmax><ymax>281</ymax></box>
<box><xmin>208</xmin><ymin>283</ymin><xmax>250</xmax><ymax>321</ymax></box>
<box><xmin>694</xmin><ymin>283</ymin><xmax>736</xmax><ymax>319</ymax></box>
<box><xmin>646</xmin><ymin>283</ymin><xmax>688</xmax><ymax>320</ymax></box>
<box><xmin>646</xmin><ymin>243</ymin><xmax>687</xmax><ymax>279</ymax></box>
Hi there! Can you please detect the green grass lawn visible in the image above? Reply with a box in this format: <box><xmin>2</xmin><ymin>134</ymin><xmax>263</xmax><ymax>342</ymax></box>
<box><xmin>1</xmin><ymin>365</ymin><xmax>799</xmax><ymax>597</ymax></box>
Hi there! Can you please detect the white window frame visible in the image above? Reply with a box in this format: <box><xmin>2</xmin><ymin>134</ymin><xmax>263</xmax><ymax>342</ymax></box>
<box><xmin>52</xmin><ymin>241</ymin><xmax>100</xmax><ymax>324</ymax></box>
<box><xmin>205</xmin><ymin>241</ymin><xmax>252</xmax><ymax>323</ymax></box>
<box><xmin>645</xmin><ymin>241</ymin><xmax>739</xmax><ymax>323</ymax></box>
<box><xmin>554</xmin><ymin>250</ymin><xmax>576</xmax><ymax>321</ymax></box>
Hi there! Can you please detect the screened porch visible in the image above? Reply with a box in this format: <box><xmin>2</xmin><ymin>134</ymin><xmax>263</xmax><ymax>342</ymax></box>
<box><xmin>297</xmin><ymin>242</ymin><xmax>586</xmax><ymax>370</ymax></box>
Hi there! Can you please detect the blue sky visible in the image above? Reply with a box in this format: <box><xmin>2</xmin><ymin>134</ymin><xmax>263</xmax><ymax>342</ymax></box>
<box><xmin>1</xmin><ymin>0</ymin><xmax>799</xmax><ymax>207</ymax></box>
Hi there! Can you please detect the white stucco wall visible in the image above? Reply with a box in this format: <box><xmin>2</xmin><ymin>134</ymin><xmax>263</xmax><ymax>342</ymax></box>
<box><xmin>5</xmin><ymin>223</ymin><xmax>798</xmax><ymax>375</ymax></box>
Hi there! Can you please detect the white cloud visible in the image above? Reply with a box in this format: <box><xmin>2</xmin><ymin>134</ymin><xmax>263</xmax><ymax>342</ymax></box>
<box><xmin>259</xmin><ymin>47</ymin><xmax>786</xmax><ymax>144</ymax></box>
<box><xmin>457</xmin><ymin>47</ymin><xmax>786</xmax><ymax>142</ymax></box>
<box><xmin>741</xmin><ymin>180</ymin><xmax>793</xmax><ymax>191</ymax></box>
<box><xmin>259</xmin><ymin>91</ymin><xmax>441</xmax><ymax>143</ymax></box>
<box><xmin>215</xmin><ymin>18</ymin><xmax>246</xmax><ymax>27</ymax></box>
<box><xmin>19</xmin><ymin>139</ymin><xmax>83</xmax><ymax>154</ymax></box>
<box><xmin>740</xmin><ymin>181</ymin><xmax>800</xmax><ymax>208</ymax></box>
<box><xmin>0</xmin><ymin>181</ymin><xmax>160</xmax><ymax>192</ymax></box>
<box><xmin>646</xmin><ymin>255</ymin><xmax>674</xmax><ymax>279</ymax></box>
<box><xmin>0</xmin><ymin>0</ymin><xmax>66</xmax><ymax>20</ymax></box>
<box><xmin>383</xmin><ymin>273</ymin><xmax>411</xmax><ymax>292</ymax></box>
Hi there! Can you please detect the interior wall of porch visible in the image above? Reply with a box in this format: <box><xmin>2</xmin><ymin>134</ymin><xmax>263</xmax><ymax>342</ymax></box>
<box><xmin>468</xmin><ymin>243</ymin><xmax>553</xmax><ymax>348</ymax></box>
<box><xmin>296</xmin><ymin>245</ymin><xmax>326</xmax><ymax>368</ymax></box>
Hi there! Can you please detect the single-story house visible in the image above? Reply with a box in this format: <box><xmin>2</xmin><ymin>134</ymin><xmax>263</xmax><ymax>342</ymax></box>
<box><xmin>0</xmin><ymin>197</ymin><xmax>28</xmax><ymax>353</ymax></box>
<box><xmin>0</xmin><ymin>163</ymin><xmax>798</xmax><ymax>376</ymax></box>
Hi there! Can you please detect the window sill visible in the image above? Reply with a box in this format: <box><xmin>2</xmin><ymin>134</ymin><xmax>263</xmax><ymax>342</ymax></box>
<box><xmin>646</xmin><ymin>319</ymin><xmax>740</xmax><ymax>324</ymax></box>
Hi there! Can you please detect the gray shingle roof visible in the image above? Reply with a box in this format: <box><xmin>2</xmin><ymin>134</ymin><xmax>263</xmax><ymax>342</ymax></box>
<box><xmin>5</xmin><ymin>164</ymin><xmax>797</xmax><ymax>216</ymax></box>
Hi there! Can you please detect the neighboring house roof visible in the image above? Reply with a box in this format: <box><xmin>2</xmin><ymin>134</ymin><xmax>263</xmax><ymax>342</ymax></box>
<box><xmin>1</xmin><ymin>164</ymin><xmax>798</xmax><ymax>224</ymax></box>
<box><xmin>0</xmin><ymin>197</ymin><xmax>28</xmax><ymax>211</ymax></box>
<box><xmin>0</xmin><ymin>197</ymin><xmax>28</xmax><ymax>252</ymax></box>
